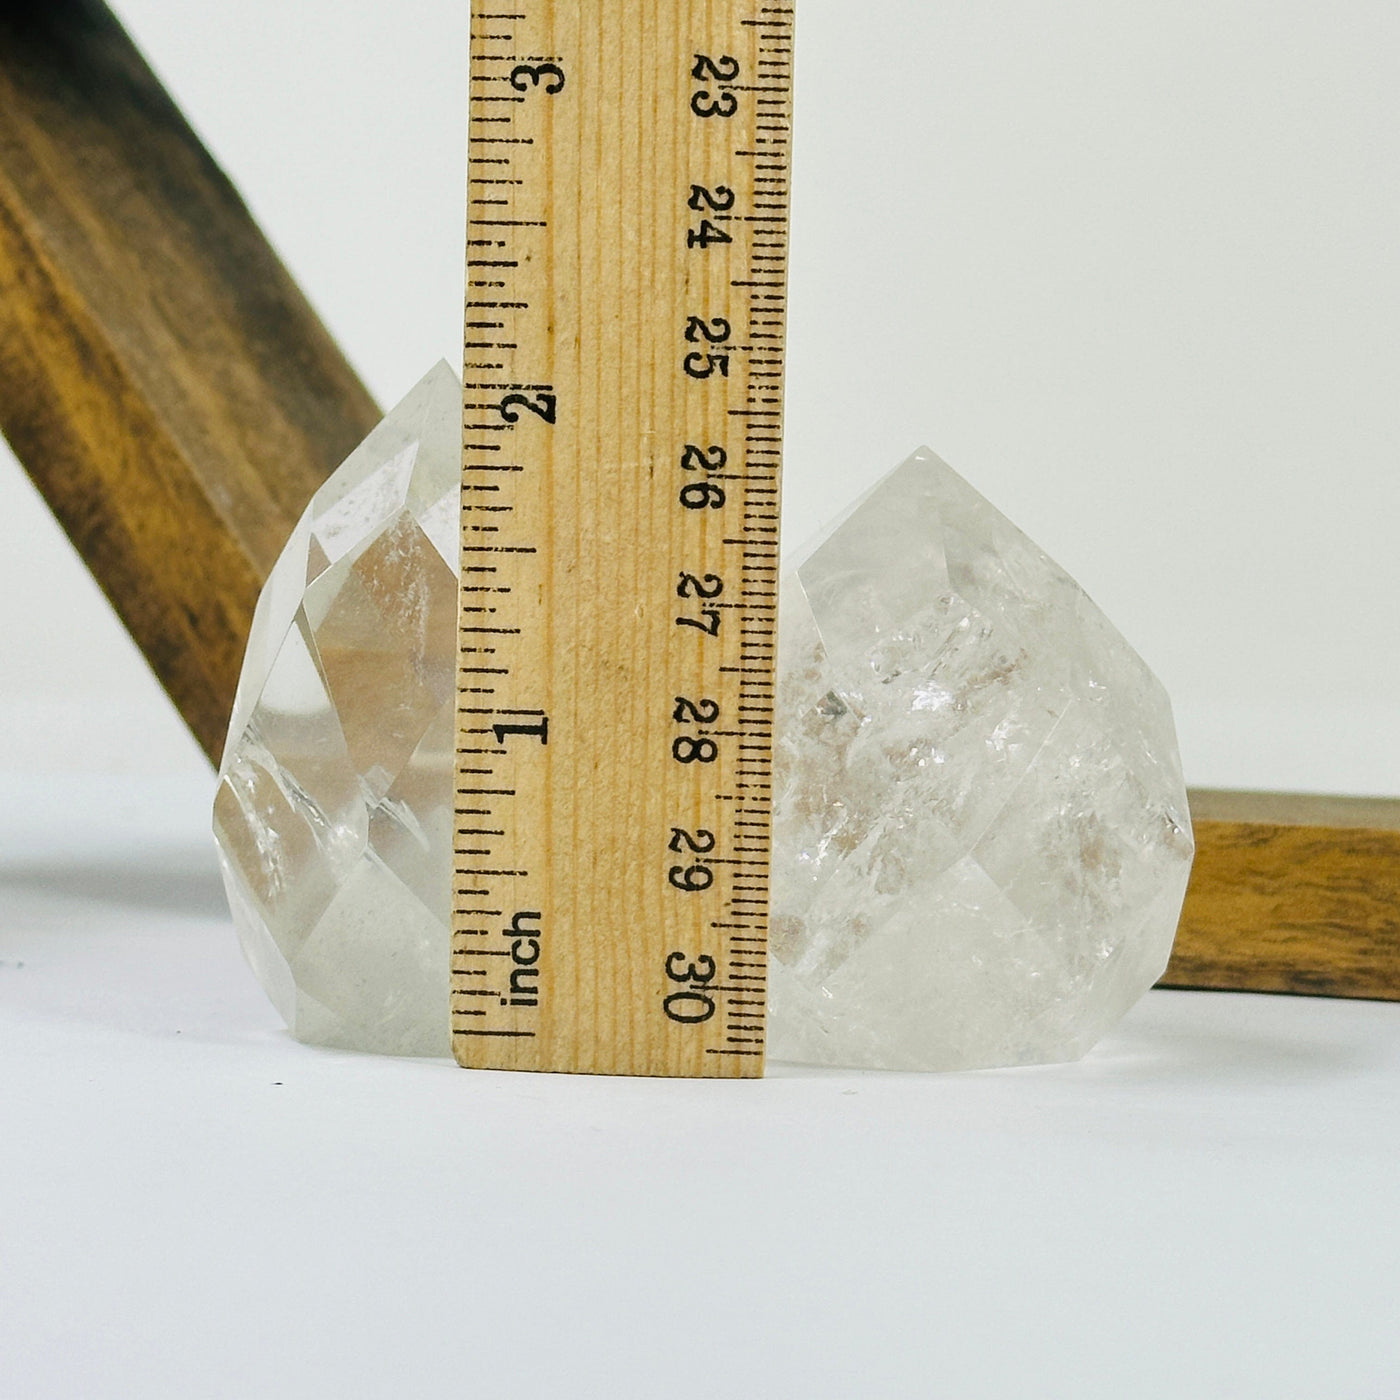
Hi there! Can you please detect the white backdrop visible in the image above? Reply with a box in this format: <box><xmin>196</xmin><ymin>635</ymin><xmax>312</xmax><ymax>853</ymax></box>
<box><xmin>2</xmin><ymin>0</ymin><xmax>1396</xmax><ymax>792</ymax></box>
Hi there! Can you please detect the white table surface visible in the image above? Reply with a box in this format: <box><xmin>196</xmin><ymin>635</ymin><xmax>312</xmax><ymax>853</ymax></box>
<box><xmin>2</xmin><ymin>773</ymin><xmax>1397</xmax><ymax>1400</ymax></box>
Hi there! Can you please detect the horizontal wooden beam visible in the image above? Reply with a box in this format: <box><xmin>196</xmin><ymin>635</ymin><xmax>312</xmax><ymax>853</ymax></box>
<box><xmin>0</xmin><ymin>0</ymin><xmax>380</xmax><ymax>762</ymax></box>
<box><xmin>1165</xmin><ymin>791</ymin><xmax>1400</xmax><ymax>1001</ymax></box>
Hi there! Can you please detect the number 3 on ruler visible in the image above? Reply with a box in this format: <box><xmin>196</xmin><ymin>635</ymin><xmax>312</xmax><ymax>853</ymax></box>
<box><xmin>510</xmin><ymin>62</ymin><xmax>566</xmax><ymax>94</ymax></box>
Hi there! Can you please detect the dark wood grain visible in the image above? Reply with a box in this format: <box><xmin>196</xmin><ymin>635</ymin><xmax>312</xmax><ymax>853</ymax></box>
<box><xmin>0</xmin><ymin>0</ymin><xmax>380</xmax><ymax>761</ymax></box>
<box><xmin>1164</xmin><ymin>791</ymin><xmax>1400</xmax><ymax>1001</ymax></box>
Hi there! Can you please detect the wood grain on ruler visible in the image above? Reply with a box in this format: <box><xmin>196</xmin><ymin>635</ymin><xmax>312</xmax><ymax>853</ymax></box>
<box><xmin>1164</xmin><ymin>791</ymin><xmax>1400</xmax><ymax>1001</ymax></box>
<box><xmin>0</xmin><ymin>1</ymin><xmax>379</xmax><ymax>762</ymax></box>
<box><xmin>452</xmin><ymin>0</ymin><xmax>794</xmax><ymax>1077</ymax></box>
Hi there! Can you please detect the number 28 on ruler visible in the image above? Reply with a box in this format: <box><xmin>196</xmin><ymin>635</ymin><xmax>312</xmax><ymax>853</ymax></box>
<box><xmin>453</xmin><ymin>2</ymin><xmax>794</xmax><ymax>1077</ymax></box>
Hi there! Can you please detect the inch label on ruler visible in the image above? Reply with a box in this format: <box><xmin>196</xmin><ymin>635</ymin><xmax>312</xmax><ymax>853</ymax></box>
<box><xmin>453</xmin><ymin>0</ymin><xmax>794</xmax><ymax>1077</ymax></box>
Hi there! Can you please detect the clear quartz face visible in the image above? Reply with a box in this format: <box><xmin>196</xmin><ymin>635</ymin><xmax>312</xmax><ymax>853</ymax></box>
<box><xmin>216</xmin><ymin>384</ymin><xmax>1193</xmax><ymax>1068</ymax></box>
<box><xmin>768</xmin><ymin>449</ymin><xmax>1193</xmax><ymax>1069</ymax></box>
<box><xmin>214</xmin><ymin>363</ymin><xmax>461</xmax><ymax>1056</ymax></box>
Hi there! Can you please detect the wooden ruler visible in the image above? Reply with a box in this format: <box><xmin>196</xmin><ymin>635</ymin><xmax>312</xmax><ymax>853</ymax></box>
<box><xmin>452</xmin><ymin>0</ymin><xmax>794</xmax><ymax>1076</ymax></box>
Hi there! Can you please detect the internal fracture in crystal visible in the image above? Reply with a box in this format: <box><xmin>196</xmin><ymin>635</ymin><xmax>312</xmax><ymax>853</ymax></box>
<box><xmin>215</xmin><ymin>368</ymin><xmax>1193</xmax><ymax>1068</ymax></box>
<box><xmin>769</xmin><ymin>449</ymin><xmax>1193</xmax><ymax>1070</ymax></box>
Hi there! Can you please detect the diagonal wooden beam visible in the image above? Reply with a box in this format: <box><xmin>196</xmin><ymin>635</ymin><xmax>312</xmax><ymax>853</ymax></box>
<box><xmin>0</xmin><ymin>4</ymin><xmax>1394</xmax><ymax>1002</ymax></box>
<box><xmin>0</xmin><ymin>0</ymin><xmax>380</xmax><ymax>762</ymax></box>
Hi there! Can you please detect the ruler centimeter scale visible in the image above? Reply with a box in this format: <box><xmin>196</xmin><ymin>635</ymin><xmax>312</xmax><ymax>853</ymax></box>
<box><xmin>451</xmin><ymin>0</ymin><xmax>794</xmax><ymax>1077</ymax></box>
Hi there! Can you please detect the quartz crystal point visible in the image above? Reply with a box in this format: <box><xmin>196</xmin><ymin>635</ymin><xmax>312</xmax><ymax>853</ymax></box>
<box><xmin>215</xmin><ymin>365</ymin><xmax>1193</xmax><ymax>1068</ymax></box>
<box><xmin>214</xmin><ymin>363</ymin><xmax>462</xmax><ymax>1055</ymax></box>
<box><xmin>770</xmin><ymin>449</ymin><xmax>1193</xmax><ymax>1069</ymax></box>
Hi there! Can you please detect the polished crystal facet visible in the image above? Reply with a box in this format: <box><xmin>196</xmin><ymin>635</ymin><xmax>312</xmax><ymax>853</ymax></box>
<box><xmin>214</xmin><ymin>363</ymin><xmax>461</xmax><ymax>1055</ymax></box>
<box><xmin>770</xmin><ymin>449</ymin><xmax>1193</xmax><ymax>1069</ymax></box>
<box><xmin>216</xmin><ymin>368</ymin><xmax>1193</xmax><ymax>1069</ymax></box>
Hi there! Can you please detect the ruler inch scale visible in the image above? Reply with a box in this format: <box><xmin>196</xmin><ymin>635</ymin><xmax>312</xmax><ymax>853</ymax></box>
<box><xmin>453</xmin><ymin>0</ymin><xmax>794</xmax><ymax>1077</ymax></box>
